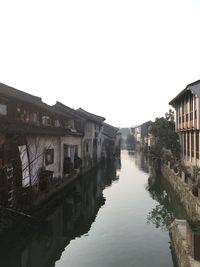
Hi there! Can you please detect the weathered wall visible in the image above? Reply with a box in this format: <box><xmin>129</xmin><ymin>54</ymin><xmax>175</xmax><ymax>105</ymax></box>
<box><xmin>162</xmin><ymin>164</ymin><xmax>200</xmax><ymax>220</ymax></box>
<box><xmin>170</xmin><ymin>220</ymin><xmax>191</xmax><ymax>267</ymax></box>
<box><xmin>27</xmin><ymin>136</ymin><xmax>61</xmax><ymax>183</ymax></box>
<box><xmin>60</xmin><ymin>136</ymin><xmax>82</xmax><ymax>175</ymax></box>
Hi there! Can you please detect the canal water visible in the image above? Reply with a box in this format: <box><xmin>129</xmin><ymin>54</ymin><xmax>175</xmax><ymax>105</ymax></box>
<box><xmin>0</xmin><ymin>150</ymin><xmax>186</xmax><ymax>267</ymax></box>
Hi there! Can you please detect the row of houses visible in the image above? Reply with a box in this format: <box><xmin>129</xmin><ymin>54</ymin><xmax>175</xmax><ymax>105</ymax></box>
<box><xmin>130</xmin><ymin>80</ymin><xmax>200</xmax><ymax>169</ymax></box>
<box><xmin>0</xmin><ymin>82</ymin><xmax>121</xmax><ymax>207</ymax></box>
<box><xmin>131</xmin><ymin>121</ymin><xmax>152</xmax><ymax>151</ymax></box>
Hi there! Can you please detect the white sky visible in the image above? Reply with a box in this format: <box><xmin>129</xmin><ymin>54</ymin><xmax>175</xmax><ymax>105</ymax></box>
<box><xmin>0</xmin><ymin>0</ymin><xmax>200</xmax><ymax>127</ymax></box>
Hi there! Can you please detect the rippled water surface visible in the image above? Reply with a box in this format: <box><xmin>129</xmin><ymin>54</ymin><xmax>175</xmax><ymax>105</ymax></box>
<box><xmin>0</xmin><ymin>150</ymin><xmax>187</xmax><ymax>267</ymax></box>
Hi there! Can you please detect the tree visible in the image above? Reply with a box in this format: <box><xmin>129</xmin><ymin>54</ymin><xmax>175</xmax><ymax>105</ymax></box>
<box><xmin>149</xmin><ymin>109</ymin><xmax>180</xmax><ymax>159</ymax></box>
<box><xmin>165</xmin><ymin>109</ymin><xmax>175</xmax><ymax>122</ymax></box>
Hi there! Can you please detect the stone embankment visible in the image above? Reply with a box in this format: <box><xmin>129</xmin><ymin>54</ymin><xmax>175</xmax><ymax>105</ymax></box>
<box><xmin>162</xmin><ymin>164</ymin><xmax>200</xmax><ymax>267</ymax></box>
<box><xmin>170</xmin><ymin>220</ymin><xmax>200</xmax><ymax>267</ymax></box>
<box><xmin>162</xmin><ymin>164</ymin><xmax>200</xmax><ymax>220</ymax></box>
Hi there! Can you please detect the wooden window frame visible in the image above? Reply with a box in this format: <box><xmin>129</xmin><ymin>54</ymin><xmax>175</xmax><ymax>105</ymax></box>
<box><xmin>45</xmin><ymin>149</ymin><xmax>54</xmax><ymax>165</ymax></box>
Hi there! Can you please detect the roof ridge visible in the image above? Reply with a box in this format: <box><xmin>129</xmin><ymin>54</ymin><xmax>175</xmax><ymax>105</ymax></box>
<box><xmin>0</xmin><ymin>82</ymin><xmax>42</xmax><ymax>101</ymax></box>
<box><xmin>77</xmin><ymin>108</ymin><xmax>105</xmax><ymax>121</ymax></box>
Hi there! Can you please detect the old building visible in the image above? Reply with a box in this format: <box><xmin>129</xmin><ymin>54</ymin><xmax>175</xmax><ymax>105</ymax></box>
<box><xmin>131</xmin><ymin>121</ymin><xmax>152</xmax><ymax>151</ymax></box>
<box><xmin>101</xmin><ymin>123</ymin><xmax>121</xmax><ymax>160</ymax></box>
<box><xmin>169</xmin><ymin>80</ymin><xmax>200</xmax><ymax>166</ymax></box>
<box><xmin>76</xmin><ymin>108</ymin><xmax>105</xmax><ymax>170</ymax></box>
<box><xmin>53</xmin><ymin>102</ymin><xmax>85</xmax><ymax>176</ymax></box>
<box><xmin>0</xmin><ymin>83</ymin><xmax>83</xmax><ymax>205</ymax></box>
<box><xmin>0</xmin><ymin>82</ymin><xmax>120</xmax><ymax>209</ymax></box>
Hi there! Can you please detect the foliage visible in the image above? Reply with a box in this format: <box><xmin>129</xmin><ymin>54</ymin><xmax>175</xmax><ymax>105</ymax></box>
<box><xmin>192</xmin><ymin>166</ymin><xmax>200</xmax><ymax>182</ymax></box>
<box><xmin>149</xmin><ymin>109</ymin><xmax>180</xmax><ymax>159</ymax></box>
<box><xmin>146</xmin><ymin>173</ymin><xmax>174</xmax><ymax>231</ymax></box>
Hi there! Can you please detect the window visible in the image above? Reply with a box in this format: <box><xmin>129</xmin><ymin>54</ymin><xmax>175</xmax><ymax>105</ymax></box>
<box><xmin>194</xmin><ymin>97</ymin><xmax>197</xmax><ymax>120</ymax></box>
<box><xmin>68</xmin><ymin>120</ymin><xmax>74</xmax><ymax>128</ymax></box>
<box><xmin>196</xmin><ymin>132</ymin><xmax>199</xmax><ymax>159</ymax></box>
<box><xmin>0</xmin><ymin>103</ymin><xmax>7</xmax><ymax>116</ymax></box>
<box><xmin>54</xmin><ymin>119</ymin><xmax>60</xmax><ymax>127</ymax></box>
<box><xmin>184</xmin><ymin>133</ymin><xmax>186</xmax><ymax>156</ymax></box>
<box><xmin>187</xmin><ymin>133</ymin><xmax>190</xmax><ymax>156</ymax></box>
<box><xmin>0</xmin><ymin>98</ymin><xmax>8</xmax><ymax>116</ymax></box>
<box><xmin>30</xmin><ymin>112</ymin><xmax>39</xmax><ymax>125</ymax></box>
<box><xmin>190</xmin><ymin>96</ymin><xmax>193</xmax><ymax>121</ymax></box>
<box><xmin>16</xmin><ymin>105</ymin><xmax>31</xmax><ymax>122</ymax></box>
<box><xmin>45</xmin><ymin>149</ymin><xmax>54</xmax><ymax>165</ymax></box>
<box><xmin>75</xmin><ymin>145</ymin><xmax>78</xmax><ymax>155</ymax></box>
<box><xmin>191</xmin><ymin>132</ymin><xmax>194</xmax><ymax>158</ymax></box>
<box><xmin>42</xmin><ymin>116</ymin><xmax>51</xmax><ymax>126</ymax></box>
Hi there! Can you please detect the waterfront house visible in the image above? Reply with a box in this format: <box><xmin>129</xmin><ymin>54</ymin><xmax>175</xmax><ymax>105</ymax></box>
<box><xmin>0</xmin><ymin>82</ymin><xmax>120</xmax><ymax>209</ymax></box>
<box><xmin>131</xmin><ymin>121</ymin><xmax>152</xmax><ymax>151</ymax></box>
<box><xmin>169</xmin><ymin>80</ymin><xmax>200</xmax><ymax>166</ymax></box>
<box><xmin>53</xmin><ymin>102</ymin><xmax>84</xmax><ymax>175</ymax></box>
<box><xmin>101</xmin><ymin>123</ymin><xmax>121</xmax><ymax>160</ymax></box>
<box><xmin>131</xmin><ymin>125</ymin><xmax>141</xmax><ymax>145</ymax></box>
<box><xmin>76</xmin><ymin>108</ymin><xmax>105</xmax><ymax>170</ymax></box>
<box><xmin>0</xmin><ymin>83</ymin><xmax>83</xmax><ymax>206</ymax></box>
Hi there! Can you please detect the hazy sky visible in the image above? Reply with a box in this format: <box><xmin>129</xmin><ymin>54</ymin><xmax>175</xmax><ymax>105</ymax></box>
<box><xmin>0</xmin><ymin>0</ymin><xmax>200</xmax><ymax>127</ymax></box>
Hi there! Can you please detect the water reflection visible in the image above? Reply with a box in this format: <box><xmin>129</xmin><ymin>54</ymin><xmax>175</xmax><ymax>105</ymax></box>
<box><xmin>0</xmin><ymin>160</ymin><xmax>119</xmax><ymax>267</ymax></box>
<box><xmin>130</xmin><ymin>150</ymin><xmax>150</xmax><ymax>173</ymax></box>
<box><xmin>128</xmin><ymin>150</ymin><xmax>187</xmax><ymax>231</ymax></box>
<box><xmin>145</xmin><ymin>158</ymin><xmax>187</xmax><ymax>231</ymax></box>
<box><xmin>146</xmin><ymin>173</ymin><xmax>174</xmax><ymax>231</ymax></box>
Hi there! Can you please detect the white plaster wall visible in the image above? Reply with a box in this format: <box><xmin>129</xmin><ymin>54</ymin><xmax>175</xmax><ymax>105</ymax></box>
<box><xmin>82</xmin><ymin>121</ymin><xmax>104</xmax><ymax>165</ymax></box>
<box><xmin>84</xmin><ymin>122</ymin><xmax>95</xmax><ymax>139</ymax></box>
<box><xmin>27</xmin><ymin>136</ymin><xmax>61</xmax><ymax>184</ymax></box>
<box><xmin>60</xmin><ymin>136</ymin><xmax>82</xmax><ymax>174</ymax></box>
<box><xmin>82</xmin><ymin>122</ymin><xmax>95</xmax><ymax>160</ymax></box>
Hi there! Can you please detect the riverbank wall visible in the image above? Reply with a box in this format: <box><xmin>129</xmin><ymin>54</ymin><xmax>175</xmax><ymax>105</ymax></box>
<box><xmin>162</xmin><ymin>164</ymin><xmax>200</xmax><ymax>266</ymax></box>
<box><xmin>170</xmin><ymin>219</ymin><xmax>200</xmax><ymax>267</ymax></box>
<box><xmin>161</xmin><ymin>164</ymin><xmax>200</xmax><ymax>220</ymax></box>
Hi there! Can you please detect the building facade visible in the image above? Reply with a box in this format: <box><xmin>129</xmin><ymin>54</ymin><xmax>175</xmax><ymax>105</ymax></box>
<box><xmin>0</xmin><ymin>83</ymin><xmax>83</xmax><ymax>205</ymax></box>
<box><xmin>131</xmin><ymin>121</ymin><xmax>152</xmax><ymax>151</ymax></box>
<box><xmin>76</xmin><ymin>108</ymin><xmax>105</xmax><ymax>170</ymax></box>
<box><xmin>101</xmin><ymin>123</ymin><xmax>121</xmax><ymax>160</ymax></box>
<box><xmin>169</xmin><ymin>80</ymin><xmax>200</xmax><ymax>166</ymax></box>
<box><xmin>0</xmin><ymin>82</ymin><xmax>120</xmax><ymax>208</ymax></box>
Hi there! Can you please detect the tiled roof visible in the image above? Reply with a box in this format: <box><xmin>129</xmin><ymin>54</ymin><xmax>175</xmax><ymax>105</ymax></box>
<box><xmin>0</xmin><ymin>82</ymin><xmax>42</xmax><ymax>105</ymax></box>
<box><xmin>53</xmin><ymin>102</ymin><xmax>82</xmax><ymax>119</ymax></box>
<box><xmin>0</xmin><ymin>83</ymin><xmax>72</xmax><ymax>118</ymax></box>
<box><xmin>103</xmin><ymin>123</ymin><xmax>119</xmax><ymax>139</ymax></box>
<box><xmin>0</xmin><ymin>83</ymin><xmax>83</xmax><ymax>136</ymax></box>
<box><xmin>169</xmin><ymin>80</ymin><xmax>200</xmax><ymax>106</ymax></box>
<box><xmin>76</xmin><ymin>108</ymin><xmax>105</xmax><ymax>124</ymax></box>
<box><xmin>0</xmin><ymin>82</ymin><xmax>56</xmax><ymax>114</ymax></box>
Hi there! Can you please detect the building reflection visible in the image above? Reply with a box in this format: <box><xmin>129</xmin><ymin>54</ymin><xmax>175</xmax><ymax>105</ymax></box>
<box><xmin>0</xmin><ymin>160</ymin><xmax>119</xmax><ymax>267</ymax></box>
<box><xmin>128</xmin><ymin>150</ymin><xmax>150</xmax><ymax>173</ymax></box>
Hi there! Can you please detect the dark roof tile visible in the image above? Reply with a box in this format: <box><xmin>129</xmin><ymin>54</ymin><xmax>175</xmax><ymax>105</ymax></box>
<box><xmin>76</xmin><ymin>108</ymin><xmax>105</xmax><ymax>123</ymax></box>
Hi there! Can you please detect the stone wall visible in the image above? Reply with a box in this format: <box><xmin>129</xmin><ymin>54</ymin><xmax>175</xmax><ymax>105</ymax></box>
<box><xmin>169</xmin><ymin>219</ymin><xmax>200</xmax><ymax>267</ymax></box>
<box><xmin>170</xmin><ymin>220</ymin><xmax>190</xmax><ymax>267</ymax></box>
<box><xmin>162</xmin><ymin>164</ymin><xmax>200</xmax><ymax>220</ymax></box>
